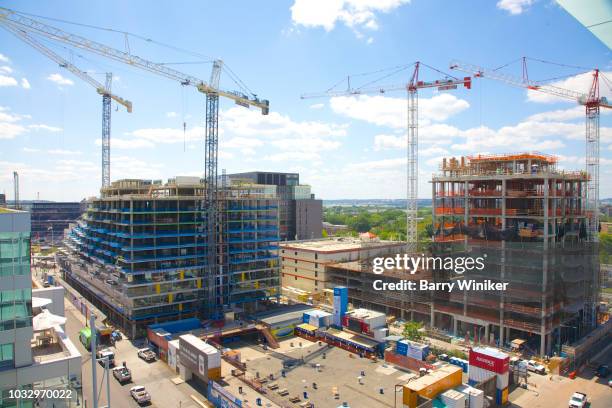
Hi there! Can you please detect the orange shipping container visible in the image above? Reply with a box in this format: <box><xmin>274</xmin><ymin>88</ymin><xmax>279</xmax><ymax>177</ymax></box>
<box><xmin>403</xmin><ymin>365</ymin><xmax>462</xmax><ymax>408</ymax></box>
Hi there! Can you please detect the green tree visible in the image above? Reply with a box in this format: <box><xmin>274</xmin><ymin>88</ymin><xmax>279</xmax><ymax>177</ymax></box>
<box><xmin>322</xmin><ymin>229</ymin><xmax>329</xmax><ymax>238</ymax></box>
<box><xmin>600</xmin><ymin>233</ymin><xmax>612</xmax><ymax>264</ymax></box>
<box><xmin>402</xmin><ymin>321</ymin><xmax>424</xmax><ymax>342</ymax></box>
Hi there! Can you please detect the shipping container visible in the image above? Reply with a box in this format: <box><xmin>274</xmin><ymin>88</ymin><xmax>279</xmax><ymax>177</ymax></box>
<box><xmin>396</xmin><ymin>340</ymin><xmax>409</xmax><ymax>356</ymax></box>
<box><xmin>373</xmin><ymin>327</ymin><xmax>388</xmax><ymax>341</ymax></box>
<box><xmin>495</xmin><ymin>387</ymin><xmax>508</xmax><ymax>405</ymax></box>
<box><xmin>469</xmin><ymin>347</ymin><xmax>509</xmax><ymax>374</ymax></box>
<box><xmin>403</xmin><ymin>365</ymin><xmax>462</xmax><ymax>408</ymax></box>
<box><xmin>468</xmin><ymin>364</ymin><xmax>495</xmax><ymax>384</ymax></box>
<box><xmin>457</xmin><ymin>385</ymin><xmax>484</xmax><ymax>408</ymax></box>
<box><xmin>440</xmin><ymin>389</ymin><xmax>466</xmax><ymax>408</ymax></box>
<box><xmin>496</xmin><ymin>371</ymin><xmax>509</xmax><ymax>389</ymax></box>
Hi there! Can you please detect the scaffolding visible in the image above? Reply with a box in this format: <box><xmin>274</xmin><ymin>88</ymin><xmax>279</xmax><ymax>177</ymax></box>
<box><xmin>64</xmin><ymin>177</ymin><xmax>280</xmax><ymax>338</ymax></box>
<box><xmin>430</xmin><ymin>153</ymin><xmax>599</xmax><ymax>356</ymax></box>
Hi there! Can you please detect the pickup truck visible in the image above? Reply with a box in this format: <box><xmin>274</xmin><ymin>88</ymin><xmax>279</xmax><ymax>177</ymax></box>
<box><xmin>130</xmin><ymin>385</ymin><xmax>151</xmax><ymax>405</ymax></box>
<box><xmin>137</xmin><ymin>347</ymin><xmax>156</xmax><ymax>362</ymax></box>
<box><xmin>568</xmin><ymin>392</ymin><xmax>587</xmax><ymax>408</ymax></box>
<box><xmin>96</xmin><ymin>349</ymin><xmax>115</xmax><ymax>367</ymax></box>
<box><xmin>112</xmin><ymin>366</ymin><xmax>132</xmax><ymax>384</ymax></box>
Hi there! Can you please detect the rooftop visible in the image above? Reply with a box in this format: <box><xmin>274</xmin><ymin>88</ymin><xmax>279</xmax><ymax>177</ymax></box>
<box><xmin>280</xmin><ymin>237</ymin><xmax>404</xmax><ymax>253</ymax></box>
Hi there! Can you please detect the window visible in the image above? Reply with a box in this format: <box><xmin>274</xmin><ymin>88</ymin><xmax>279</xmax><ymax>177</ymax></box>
<box><xmin>315</xmin><ymin>271</ymin><xmax>318</xmax><ymax>278</ymax></box>
<box><xmin>294</xmin><ymin>260</ymin><xmax>298</xmax><ymax>264</ymax></box>
<box><xmin>294</xmin><ymin>252</ymin><xmax>297</xmax><ymax>256</ymax></box>
<box><xmin>0</xmin><ymin>342</ymin><xmax>14</xmax><ymax>369</ymax></box>
<box><xmin>315</xmin><ymin>253</ymin><xmax>318</xmax><ymax>260</ymax></box>
<box><xmin>294</xmin><ymin>268</ymin><xmax>297</xmax><ymax>272</ymax></box>
<box><xmin>0</xmin><ymin>289</ymin><xmax>32</xmax><ymax>332</ymax></box>
<box><xmin>315</xmin><ymin>281</ymin><xmax>318</xmax><ymax>287</ymax></box>
<box><xmin>315</xmin><ymin>263</ymin><xmax>318</xmax><ymax>269</ymax></box>
<box><xmin>294</xmin><ymin>276</ymin><xmax>297</xmax><ymax>281</ymax></box>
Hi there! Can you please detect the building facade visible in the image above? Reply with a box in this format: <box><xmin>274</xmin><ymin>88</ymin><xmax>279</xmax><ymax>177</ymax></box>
<box><xmin>0</xmin><ymin>209</ymin><xmax>81</xmax><ymax>408</ymax></box>
<box><xmin>29</xmin><ymin>202</ymin><xmax>85</xmax><ymax>244</ymax></box>
<box><xmin>63</xmin><ymin>177</ymin><xmax>280</xmax><ymax>338</ymax></box>
<box><xmin>228</xmin><ymin>172</ymin><xmax>323</xmax><ymax>241</ymax></box>
<box><xmin>431</xmin><ymin>153</ymin><xmax>599</xmax><ymax>356</ymax></box>
<box><xmin>280</xmin><ymin>237</ymin><xmax>405</xmax><ymax>298</ymax></box>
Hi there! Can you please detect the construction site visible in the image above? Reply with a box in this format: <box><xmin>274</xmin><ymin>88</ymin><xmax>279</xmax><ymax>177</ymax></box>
<box><xmin>430</xmin><ymin>153</ymin><xmax>600</xmax><ymax>356</ymax></box>
<box><xmin>61</xmin><ymin>177</ymin><xmax>281</xmax><ymax>338</ymax></box>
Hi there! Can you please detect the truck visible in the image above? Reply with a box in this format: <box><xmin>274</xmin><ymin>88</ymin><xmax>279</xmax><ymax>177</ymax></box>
<box><xmin>112</xmin><ymin>366</ymin><xmax>132</xmax><ymax>384</ymax></box>
<box><xmin>568</xmin><ymin>392</ymin><xmax>587</xmax><ymax>408</ymax></box>
<box><xmin>130</xmin><ymin>385</ymin><xmax>151</xmax><ymax>405</ymax></box>
<box><xmin>96</xmin><ymin>348</ymin><xmax>115</xmax><ymax>367</ymax></box>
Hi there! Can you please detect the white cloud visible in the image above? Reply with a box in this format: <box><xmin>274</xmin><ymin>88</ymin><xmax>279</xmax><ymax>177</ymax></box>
<box><xmin>21</xmin><ymin>78</ymin><xmax>30</xmax><ymax>89</ymax></box>
<box><xmin>330</xmin><ymin>93</ymin><xmax>469</xmax><ymax>128</ymax></box>
<box><xmin>527</xmin><ymin>106</ymin><xmax>584</xmax><ymax>122</ymax></box>
<box><xmin>28</xmin><ymin>124</ymin><xmax>62</xmax><ymax>132</ymax></box>
<box><xmin>48</xmin><ymin>149</ymin><xmax>82</xmax><ymax>155</ymax></box>
<box><xmin>0</xmin><ymin>75</ymin><xmax>18</xmax><ymax>87</ymax></box>
<box><xmin>0</xmin><ymin>108</ymin><xmax>28</xmax><ymax>139</ymax></box>
<box><xmin>309</xmin><ymin>103</ymin><xmax>325</xmax><ymax>109</ymax></box>
<box><xmin>23</xmin><ymin>147</ymin><xmax>40</xmax><ymax>153</ymax></box>
<box><xmin>126</xmin><ymin>126</ymin><xmax>204</xmax><ymax>144</ymax></box>
<box><xmin>0</xmin><ymin>54</ymin><xmax>9</xmax><ymax>63</ymax></box>
<box><xmin>166</xmin><ymin>111</ymin><xmax>178</xmax><ymax>118</ymax></box>
<box><xmin>527</xmin><ymin>70</ymin><xmax>612</xmax><ymax>104</ymax></box>
<box><xmin>224</xmin><ymin>137</ymin><xmax>264</xmax><ymax>149</ymax></box>
<box><xmin>496</xmin><ymin>0</ymin><xmax>533</xmax><ymax>15</ymax></box>
<box><xmin>290</xmin><ymin>0</ymin><xmax>410</xmax><ymax>38</ymax></box>
<box><xmin>47</xmin><ymin>73</ymin><xmax>74</xmax><ymax>86</ymax></box>
<box><xmin>0</xmin><ymin>66</ymin><xmax>13</xmax><ymax>74</ymax></box>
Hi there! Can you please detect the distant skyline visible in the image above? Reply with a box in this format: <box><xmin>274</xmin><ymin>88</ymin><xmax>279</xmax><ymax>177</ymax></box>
<box><xmin>0</xmin><ymin>0</ymin><xmax>610</xmax><ymax>201</ymax></box>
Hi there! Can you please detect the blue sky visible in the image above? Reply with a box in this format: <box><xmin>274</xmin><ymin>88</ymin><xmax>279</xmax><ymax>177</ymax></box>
<box><xmin>0</xmin><ymin>0</ymin><xmax>610</xmax><ymax>201</ymax></box>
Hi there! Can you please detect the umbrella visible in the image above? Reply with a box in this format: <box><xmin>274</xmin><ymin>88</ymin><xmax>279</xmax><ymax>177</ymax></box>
<box><xmin>32</xmin><ymin>297</ymin><xmax>52</xmax><ymax>308</ymax></box>
<box><xmin>33</xmin><ymin>310</ymin><xmax>66</xmax><ymax>331</ymax></box>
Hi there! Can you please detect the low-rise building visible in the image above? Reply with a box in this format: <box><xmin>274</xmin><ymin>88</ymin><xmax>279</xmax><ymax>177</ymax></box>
<box><xmin>280</xmin><ymin>237</ymin><xmax>404</xmax><ymax>297</ymax></box>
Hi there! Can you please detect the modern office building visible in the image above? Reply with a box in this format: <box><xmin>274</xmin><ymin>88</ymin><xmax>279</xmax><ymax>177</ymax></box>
<box><xmin>430</xmin><ymin>153</ymin><xmax>599</xmax><ymax>356</ymax></box>
<box><xmin>280</xmin><ymin>237</ymin><xmax>404</xmax><ymax>298</ymax></box>
<box><xmin>0</xmin><ymin>194</ymin><xmax>6</xmax><ymax>207</ymax></box>
<box><xmin>63</xmin><ymin>177</ymin><xmax>280</xmax><ymax>338</ymax></box>
<box><xmin>228</xmin><ymin>171</ymin><xmax>323</xmax><ymax>241</ymax></box>
<box><xmin>0</xmin><ymin>208</ymin><xmax>81</xmax><ymax>408</ymax></box>
<box><xmin>29</xmin><ymin>202</ymin><xmax>85</xmax><ymax>244</ymax></box>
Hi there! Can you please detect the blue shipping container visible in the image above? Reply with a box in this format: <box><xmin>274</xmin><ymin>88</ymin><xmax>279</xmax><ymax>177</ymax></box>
<box><xmin>468</xmin><ymin>379</ymin><xmax>478</xmax><ymax>386</ymax></box>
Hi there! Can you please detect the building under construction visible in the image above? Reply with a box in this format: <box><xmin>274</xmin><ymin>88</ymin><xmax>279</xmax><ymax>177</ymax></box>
<box><xmin>431</xmin><ymin>153</ymin><xmax>599</xmax><ymax>356</ymax></box>
<box><xmin>61</xmin><ymin>177</ymin><xmax>280</xmax><ymax>338</ymax></box>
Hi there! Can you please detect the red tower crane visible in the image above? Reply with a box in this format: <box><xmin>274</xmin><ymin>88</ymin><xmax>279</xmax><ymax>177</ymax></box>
<box><xmin>302</xmin><ymin>62</ymin><xmax>471</xmax><ymax>251</ymax></box>
<box><xmin>450</xmin><ymin>59</ymin><xmax>611</xmax><ymax>242</ymax></box>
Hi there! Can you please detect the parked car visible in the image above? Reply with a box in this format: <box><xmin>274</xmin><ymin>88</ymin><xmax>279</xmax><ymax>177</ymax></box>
<box><xmin>96</xmin><ymin>349</ymin><xmax>115</xmax><ymax>367</ymax></box>
<box><xmin>568</xmin><ymin>392</ymin><xmax>587</xmax><ymax>408</ymax></box>
<box><xmin>106</xmin><ymin>279</ymin><xmax>117</xmax><ymax>285</ymax></box>
<box><xmin>137</xmin><ymin>347</ymin><xmax>156</xmax><ymax>362</ymax></box>
<box><xmin>527</xmin><ymin>360</ymin><xmax>546</xmax><ymax>375</ymax></box>
<box><xmin>112</xmin><ymin>366</ymin><xmax>132</xmax><ymax>384</ymax></box>
<box><xmin>130</xmin><ymin>385</ymin><xmax>151</xmax><ymax>405</ymax></box>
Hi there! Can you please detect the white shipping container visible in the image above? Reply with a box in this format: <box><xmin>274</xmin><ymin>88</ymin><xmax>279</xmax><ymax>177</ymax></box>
<box><xmin>469</xmin><ymin>364</ymin><xmax>495</xmax><ymax>384</ymax></box>
<box><xmin>457</xmin><ymin>385</ymin><xmax>484</xmax><ymax>408</ymax></box>
<box><xmin>365</xmin><ymin>313</ymin><xmax>387</xmax><ymax>329</ymax></box>
<box><xmin>441</xmin><ymin>389</ymin><xmax>466</xmax><ymax>408</ymax></box>
<box><xmin>496</xmin><ymin>371</ymin><xmax>509</xmax><ymax>389</ymax></box>
<box><xmin>373</xmin><ymin>327</ymin><xmax>387</xmax><ymax>341</ymax></box>
<box><xmin>202</xmin><ymin>343</ymin><xmax>221</xmax><ymax>369</ymax></box>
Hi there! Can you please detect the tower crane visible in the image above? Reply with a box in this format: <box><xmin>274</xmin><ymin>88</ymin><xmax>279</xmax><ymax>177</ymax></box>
<box><xmin>0</xmin><ymin>7</ymin><xmax>269</xmax><ymax>314</ymax></box>
<box><xmin>449</xmin><ymin>59</ymin><xmax>611</xmax><ymax>242</ymax></box>
<box><xmin>302</xmin><ymin>62</ymin><xmax>471</xmax><ymax>252</ymax></box>
<box><xmin>0</xmin><ymin>24</ymin><xmax>132</xmax><ymax>188</ymax></box>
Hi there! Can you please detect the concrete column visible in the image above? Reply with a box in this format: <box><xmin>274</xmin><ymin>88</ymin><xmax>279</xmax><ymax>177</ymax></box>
<box><xmin>453</xmin><ymin>318</ymin><xmax>458</xmax><ymax>337</ymax></box>
<box><xmin>501</xmin><ymin>179</ymin><xmax>507</xmax><ymax>229</ymax></box>
<box><xmin>464</xmin><ymin>181</ymin><xmax>469</xmax><ymax>225</ymax></box>
<box><xmin>430</xmin><ymin>306</ymin><xmax>435</xmax><ymax>328</ymax></box>
<box><xmin>485</xmin><ymin>324</ymin><xmax>490</xmax><ymax>343</ymax></box>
